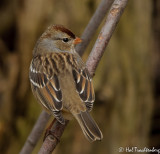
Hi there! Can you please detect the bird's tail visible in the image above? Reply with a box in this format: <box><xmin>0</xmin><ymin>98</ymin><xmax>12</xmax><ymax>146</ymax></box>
<box><xmin>74</xmin><ymin>111</ymin><xmax>103</xmax><ymax>142</ymax></box>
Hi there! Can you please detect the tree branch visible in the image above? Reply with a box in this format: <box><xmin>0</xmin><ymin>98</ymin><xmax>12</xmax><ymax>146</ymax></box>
<box><xmin>86</xmin><ymin>0</ymin><xmax>128</xmax><ymax>76</ymax></box>
<box><xmin>38</xmin><ymin>0</ymin><xmax>128</xmax><ymax>153</ymax></box>
<box><xmin>76</xmin><ymin>0</ymin><xmax>113</xmax><ymax>56</ymax></box>
<box><xmin>20</xmin><ymin>111</ymin><xmax>50</xmax><ymax>154</ymax></box>
<box><xmin>38</xmin><ymin>120</ymin><xmax>69</xmax><ymax>154</ymax></box>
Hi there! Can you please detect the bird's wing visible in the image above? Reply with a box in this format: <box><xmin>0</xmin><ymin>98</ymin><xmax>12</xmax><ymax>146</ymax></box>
<box><xmin>29</xmin><ymin>56</ymin><xmax>65</xmax><ymax>124</ymax></box>
<box><xmin>72</xmin><ymin>68</ymin><xmax>95</xmax><ymax>111</ymax></box>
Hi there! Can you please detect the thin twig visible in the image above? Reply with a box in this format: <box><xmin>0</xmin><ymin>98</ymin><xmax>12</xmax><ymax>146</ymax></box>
<box><xmin>20</xmin><ymin>1</ymin><xmax>113</xmax><ymax>154</ymax></box>
<box><xmin>20</xmin><ymin>111</ymin><xmax>50</xmax><ymax>154</ymax></box>
<box><xmin>38</xmin><ymin>120</ymin><xmax>69</xmax><ymax>154</ymax></box>
<box><xmin>86</xmin><ymin>0</ymin><xmax>128</xmax><ymax>76</ymax></box>
<box><xmin>76</xmin><ymin>0</ymin><xmax>114</xmax><ymax>56</ymax></box>
<box><xmin>39</xmin><ymin>0</ymin><xmax>128</xmax><ymax>153</ymax></box>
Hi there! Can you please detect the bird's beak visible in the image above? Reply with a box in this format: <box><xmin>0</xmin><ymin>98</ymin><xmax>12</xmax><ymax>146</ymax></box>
<box><xmin>74</xmin><ymin>37</ymin><xmax>82</xmax><ymax>44</ymax></box>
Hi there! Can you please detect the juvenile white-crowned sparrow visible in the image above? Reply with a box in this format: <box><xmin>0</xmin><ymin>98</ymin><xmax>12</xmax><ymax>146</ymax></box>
<box><xmin>29</xmin><ymin>25</ymin><xmax>103</xmax><ymax>142</ymax></box>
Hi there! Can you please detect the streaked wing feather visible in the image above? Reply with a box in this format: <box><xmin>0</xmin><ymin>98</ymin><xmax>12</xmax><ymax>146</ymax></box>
<box><xmin>51</xmin><ymin>74</ymin><xmax>60</xmax><ymax>91</ymax></box>
<box><xmin>37</xmin><ymin>85</ymin><xmax>64</xmax><ymax>124</ymax></box>
<box><xmin>72</xmin><ymin>68</ymin><xmax>95</xmax><ymax>111</ymax></box>
<box><xmin>79</xmin><ymin>79</ymin><xmax>88</xmax><ymax>101</ymax></box>
<box><xmin>29</xmin><ymin>60</ymin><xmax>64</xmax><ymax>124</ymax></box>
<box><xmin>46</xmin><ymin>81</ymin><xmax>62</xmax><ymax>110</ymax></box>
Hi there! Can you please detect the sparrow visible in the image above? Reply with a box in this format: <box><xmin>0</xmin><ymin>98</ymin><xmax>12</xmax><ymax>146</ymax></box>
<box><xmin>29</xmin><ymin>25</ymin><xmax>103</xmax><ymax>142</ymax></box>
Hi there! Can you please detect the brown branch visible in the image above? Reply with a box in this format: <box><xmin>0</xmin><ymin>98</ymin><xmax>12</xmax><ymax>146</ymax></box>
<box><xmin>38</xmin><ymin>0</ymin><xmax>128</xmax><ymax>153</ymax></box>
<box><xmin>76</xmin><ymin>0</ymin><xmax>114</xmax><ymax>56</ymax></box>
<box><xmin>38</xmin><ymin>120</ymin><xmax>69</xmax><ymax>154</ymax></box>
<box><xmin>20</xmin><ymin>111</ymin><xmax>50</xmax><ymax>154</ymax></box>
<box><xmin>20</xmin><ymin>1</ymin><xmax>113</xmax><ymax>154</ymax></box>
<box><xmin>86</xmin><ymin>0</ymin><xmax>128</xmax><ymax>76</ymax></box>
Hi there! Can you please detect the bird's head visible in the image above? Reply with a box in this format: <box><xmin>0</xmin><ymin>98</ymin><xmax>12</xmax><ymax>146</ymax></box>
<box><xmin>34</xmin><ymin>25</ymin><xmax>82</xmax><ymax>55</ymax></box>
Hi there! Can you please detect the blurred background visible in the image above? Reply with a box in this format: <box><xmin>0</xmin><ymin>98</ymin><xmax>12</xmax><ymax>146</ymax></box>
<box><xmin>0</xmin><ymin>0</ymin><xmax>160</xmax><ymax>153</ymax></box>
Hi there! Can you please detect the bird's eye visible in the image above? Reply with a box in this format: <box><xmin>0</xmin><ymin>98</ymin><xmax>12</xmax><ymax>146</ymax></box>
<box><xmin>62</xmin><ymin>38</ymin><xmax>69</xmax><ymax>43</ymax></box>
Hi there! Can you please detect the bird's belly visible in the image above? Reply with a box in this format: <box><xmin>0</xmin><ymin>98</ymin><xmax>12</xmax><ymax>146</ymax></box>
<box><xmin>59</xmin><ymin>72</ymin><xmax>86</xmax><ymax>116</ymax></box>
